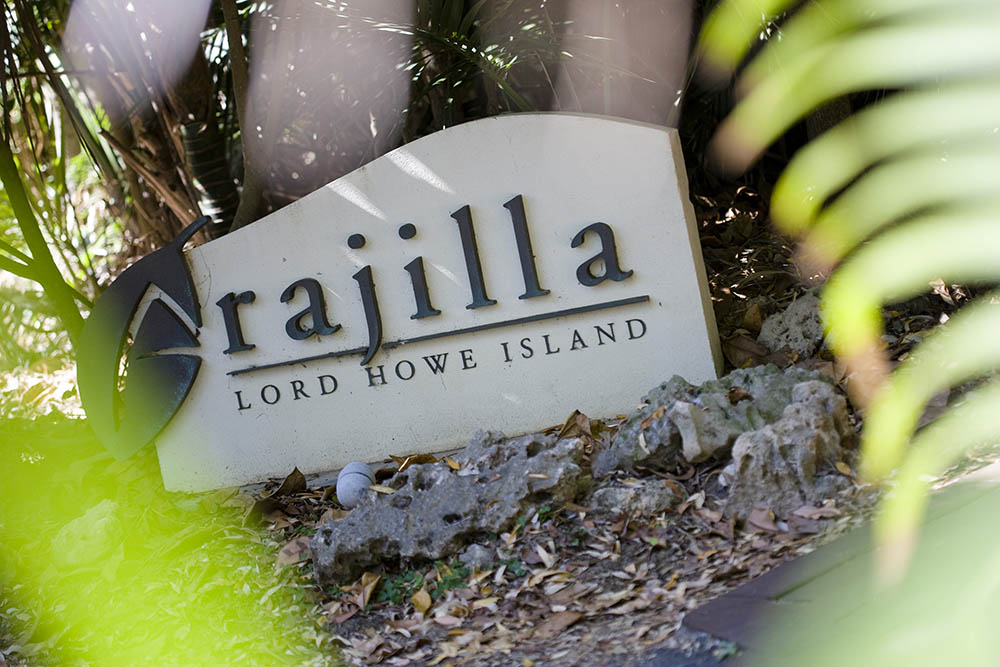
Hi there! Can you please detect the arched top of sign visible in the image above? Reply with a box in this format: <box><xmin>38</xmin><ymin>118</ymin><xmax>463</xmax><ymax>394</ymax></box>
<box><xmin>77</xmin><ymin>113</ymin><xmax>720</xmax><ymax>490</ymax></box>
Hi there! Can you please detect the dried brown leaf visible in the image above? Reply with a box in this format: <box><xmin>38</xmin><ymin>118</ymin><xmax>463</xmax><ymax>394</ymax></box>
<box><xmin>243</xmin><ymin>496</ymin><xmax>283</xmax><ymax>527</ymax></box>
<box><xmin>533</xmin><ymin>610</ymin><xmax>582</xmax><ymax>638</ymax></box>
<box><xmin>330</xmin><ymin>607</ymin><xmax>359</xmax><ymax>624</ymax></box>
<box><xmin>723</xmin><ymin>334</ymin><xmax>794</xmax><ymax>368</ymax></box>
<box><xmin>607</xmin><ymin>596</ymin><xmax>653</xmax><ymax>615</ymax></box>
<box><xmin>677</xmin><ymin>491</ymin><xmax>706</xmax><ymax>515</ymax></box>
<box><xmin>562</xmin><ymin>502</ymin><xmax>589</xmax><ymax>519</ymax></box>
<box><xmin>411</xmin><ymin>589</ymin><xmax>432</xmax><ymax>614</ymax></box>
<box><xmin>792</xmin><ymin>504</ymin><xmax>841</xmax><ymax>520</ymax></box>
<box><xmin>221</xmin><ymin>492</ymin><xmax>255</xmax><ymax>510</ymax></box>
<box><xmin>264</xmin><ymin>510</ymin><xmax>293</xmax><ymax>530</ymax></box>
<box><xmin>695</xmin><ymin>508</ymin><xmax>724</xmax><ymax>524</ymax></box>
<box><xmin>727</xmin><ymin>386</ymin><xmax>752</xmax><ymax>405</ymax></box>
<box><xmin>640</xmin><ymin>405</ymin><xmax>667</xmax><ymax>430</ymax></box>
<box><xmin>276</xmin><ymin>535</ymin><xmax>310</xmax><ymax>566</ymax></box>
<box><xmin>428</xmin><ymin>641</ymin><xmax>459</xmax><ymax>665</ymax></box>
<box><xmin>21</xmin><ymin>381</ymin><xmax>52</xmax><ymax>405</ymax></box>
<box><xmin>358</xmin><ymin>572</ymin><xmax>380</xmax><ymax>608</ymax></box>
<box><xmin>722</xmin><ymin>335</ymin><xmax>771</xmax><ymax>368</ymax></box>
<box><xmin>473</xmin><ymin>596</ymin><xmax>500</xmax><ymax>610</ymax></box>
<box><xmin>557</xmin><ymin>410</ymin><xmax>591</xmax><ymax>440</ymax></box>
<box><xmin>535</xmin><ymin>544</ymin><xmax>556</xmax><ymax>569</ymax></box>
<box><xmin>787</xmin><ymin>515</ymin><xmax>821</xmax><ymax>535</ymax></box>
<box><xmin>747</xmin><ymin>508</ymin><xmax>781</xmax><ymax>533</ymax></box>
<box><xmin>526</xmin><ymin>569</ymin><xmax>568</xmax><ymax>588</ymax></box>
<box><xmin>548</xmin><ymin>583</ymin><xmax>597</xmax><ymax>606</ymax></box>
<box><xmin>390</xmin><ymin>453</ymin><xmax>439</xmax><ymax>472</ymax></box>
<box><xmin>273</xmin><ymin>467</ymin><xmax>307</xmax><ymax>497</ymax></box>
<box><xmin>433</xmin><ymin>614</ymin><xmax>463</xmax><ymax>627</ymax></box>
<box><xmin>742</xmin><ymin>303</ymin><xmax>763</xmax><ymax>334</ymax></box>
<box><xmin>318</xmin><ymin>507</ymin><xmax>350</xmax><ymax>523</ymax></box>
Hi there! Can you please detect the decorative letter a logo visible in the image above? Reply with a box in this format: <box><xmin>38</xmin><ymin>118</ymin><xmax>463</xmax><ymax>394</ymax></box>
<box><xmin>77</xmin><ymin>217</ymin><xmax>208</xmax><ymax>459</ymax></box>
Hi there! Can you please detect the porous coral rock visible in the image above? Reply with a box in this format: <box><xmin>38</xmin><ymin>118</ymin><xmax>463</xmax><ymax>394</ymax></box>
<box><xmin>722</xmin><ymin>380</ymin><xmax>853</xmax><ymax>519</ymax></box>
<box><xmin>587</xmin><ymin>478</ymin><xmax>680</xmax><ymax>516</ymax></box>
<box><xmin>757</xmin><ymin>292</ymin><xmax>825</xmax><ymax>357</ymax></box>
<box><xmin>594</xmin><ymin>365</ymin><xmax>827</xmax><ymax>475</ymax></box>
<box><xmin>309</xmin><ymin>431</ymin><xmax>589</xmax><ymax>584</ymax></box>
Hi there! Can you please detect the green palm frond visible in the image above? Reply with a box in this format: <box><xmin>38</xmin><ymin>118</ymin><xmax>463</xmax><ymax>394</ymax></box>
<box><xmin>699</xmin><ymin>0</ymin><xmax>1000</xmax><ymax>572</ymax></box>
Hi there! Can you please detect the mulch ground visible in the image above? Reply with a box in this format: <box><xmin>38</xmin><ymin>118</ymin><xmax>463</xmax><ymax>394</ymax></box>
<box><xmin>248</xmin><ymin>451</ymin><xmax>877</xmax><ymax>666</ymax></box>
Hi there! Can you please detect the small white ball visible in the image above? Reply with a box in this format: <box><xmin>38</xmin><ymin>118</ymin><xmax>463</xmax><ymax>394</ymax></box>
<box><xmin>336</xmin><ymin>462</ymin><xmax>375</xmax><ymax>508</ymax></box>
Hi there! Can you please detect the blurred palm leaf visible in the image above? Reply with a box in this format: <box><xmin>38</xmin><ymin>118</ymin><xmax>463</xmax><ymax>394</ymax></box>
<box><xmin>699</xmin><ymin>0</ymin><xmax>1000</xmax><ymax>573</ymax></box>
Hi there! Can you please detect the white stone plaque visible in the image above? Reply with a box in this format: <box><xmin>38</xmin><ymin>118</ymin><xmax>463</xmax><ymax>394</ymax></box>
<box><xmin>79</xmin><ymin>113</ymin><xmax>721</xmax><ymax>491</ymax></box>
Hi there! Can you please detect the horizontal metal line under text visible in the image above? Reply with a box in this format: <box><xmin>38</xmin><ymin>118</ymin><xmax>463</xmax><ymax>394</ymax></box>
<box><xmin>227</xmin><ymin>294</ymin><xmax>650</xmax><ymax>377</ymax></box>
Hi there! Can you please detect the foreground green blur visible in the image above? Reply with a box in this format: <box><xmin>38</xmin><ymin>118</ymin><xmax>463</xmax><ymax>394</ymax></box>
<box><xmin>747</xmin><ymin>476</ymin><xmax>1000</xmax><ymax>667</ymax></box>
<box><xmin>700</xmin><ymin>0</ymin><xmax>1000</xmax><ymax>579</ymax></box>
<box><xmin>0</xmin><ymin>409</ymin><xmax>337</xmax><ymax>665</ymax></box>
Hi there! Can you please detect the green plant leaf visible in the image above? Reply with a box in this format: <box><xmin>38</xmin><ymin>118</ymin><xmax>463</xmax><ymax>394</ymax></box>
<box><xmin>697</xmin><ymin>0</ymin><xmax>796</xmax><ymax>73</ymax></box>
<box><xmin>771</xmin><ymin>81</ymin><xmax>1000</xmax><ymax>233</ymax></box>
<box><xmin>740</xmin><ymin>0</ymin><xmax>995</xmax><ymax>87</ymax></box>
<box><xmin>874</xmin><ymin>376</ymin><xmax>1000</xmax><ymax>578</ymax></box>
<box><xmin>803</xmin><ymin>142</ymin><xmax>1000</xmax><ymax>268</ymax></box>
<box><xmin>715</xmin><ymin>11</ymin><xmax>1000</xmax><ymax>171</ymax></box>
<box><xmin>822</xmin><ymin>208</ymin><xmax>1000</xmax><ymax>358</ymax></box>
<box><xmin>700</xmin><ymin>0</ymin><xmax>1000</xmax><ymax>581</ymax></box>
<box><xmin>861</xmin><ymin>293</ymin><xmax>1000</xmax><ymax>479</ymax></box>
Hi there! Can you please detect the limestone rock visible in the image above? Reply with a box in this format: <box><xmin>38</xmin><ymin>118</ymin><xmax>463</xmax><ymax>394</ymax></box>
<box><xmin>722</xmin><ymin>380</ymin><xmax>852</xmax><ymax>519</ymax></box>
<box><xmin>309</xmin><ymin>431</ymin><xmax>589</xmax><ymax>584</ymax></box>
<box><xmin>459</xmin><ymin>543</ymin><xmax>494</xmax><ymax>570</ymax></box>
<box><xmin>594</xmin><ymin>365</ymin><xmax>828</xmax><ymax>475</ymax></box>
<box><xmin>757</xmin><ymin>292</ymin><xmax>824</xmax><ymax>358</ymax></box>
<box><xmin>587</xmin><ymin>478</ymin><xmax>680</xmax><ymax>516</ymax></box>
<box><xmin>669</xmin><ymin>400</ymin><xmax>746</xmax><ymax>462</ymax></box>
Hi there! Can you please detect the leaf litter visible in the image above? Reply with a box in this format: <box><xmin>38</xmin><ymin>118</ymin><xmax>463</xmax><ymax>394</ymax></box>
<box><xmin>254</xmin><ymin>414</ymin><xmax>882</xmax><ymax>667</ymax></box>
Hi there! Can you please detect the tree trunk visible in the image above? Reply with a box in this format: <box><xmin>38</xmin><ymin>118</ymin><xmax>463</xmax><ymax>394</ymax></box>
<box><xmin>0</xmin><ymin>138</ymin><xmax>84</xmax><ymax>344</ymax></box>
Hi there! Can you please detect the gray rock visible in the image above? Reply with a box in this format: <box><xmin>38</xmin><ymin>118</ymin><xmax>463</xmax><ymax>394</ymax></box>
<box><xmin>594</xmin><ymin>365</ymin><xmax>828</xmax><ymax>475</ymax></box>
<box><xmin>722</xmin><ymin>380</ymin><xmax>852</xmax><ymax>519</ymax></box>
<box><xmin>793</xmin><ymin>379</ymin><xmax>851</xmax><ymax>438</ymax></box>
<box><xmin>587</xmin><ymin>478</ymin><xmax>680</xmax><ymax>516</ymax></box>
<box><xmin>757</xmin><ymin>292</ymin><xmax>825</xmax><ymax>358</ymax></box>
<box><xmin>309</xmin><ymin>431</ymin><xmax>590</xmax><ymax>584</ymax></box>
<box><xmin>593</xmin><ymin>376</ymin><xmax>687</xmax><ymax>475</ymax></box>
<box><xmin>669</xmin><ymin>400</ymin><xmax>745</xmax><ymax>462</ymax></box>
<box><xmin>51</xmin><ymin>499</ymin><xmax>123</xmax><ymax>569</ymax></box>
<box><xmin>459</xmin><ymin>543</ymin><xmax>494</xmax><ymax>570</ymax></box>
